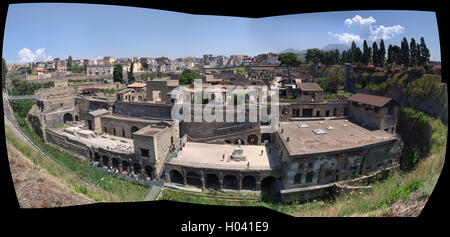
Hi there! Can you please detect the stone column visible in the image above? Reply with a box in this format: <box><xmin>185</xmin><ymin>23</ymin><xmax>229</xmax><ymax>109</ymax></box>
<box><xmin>256</xmin><ymin>181</ymin><xmax>261</xmax><ymax>190</ymax></box>
<box><xmin>238</xmin><ymin>174</ymin><xmax>243</xmax><ymax>190</ymax></box>
<box><xmin>182</xmin><ymin>169</ymin><xmax>187</xmax><ymax>185</ymax></box>
<box><xmin>200</xmin><ymin>170</ymin><xmax>205</xmax><ymax>189</ymax></box>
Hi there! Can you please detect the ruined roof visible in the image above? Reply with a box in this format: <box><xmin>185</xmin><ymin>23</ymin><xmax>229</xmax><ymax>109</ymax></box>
<box><xmin>295</xmin><ymin>78</ymin><xmax>302</xmax><ymax>86</ymax></box>
<box><xmin>277</xmin><ymin>120</ymin><xmax>397</xmax><ymax>156</ymax></box>
<box><xmin>297</xmin><ymin>82</ymin><xmax>324</xmax><ymax>92</ymax></box>
<box><xmin>88</xmin><ymin>108</ymin><xmax>109</xmax><ymax>117</ymax></box>
<box><xmin>127</xmin><ymin>82</ymin><xmax>147</xmax><ymax>88</ymax></box>
<box><xmin>348</xmin><ymin>93</ymin><xmax>396</xmax><ymax>108</ymax></box>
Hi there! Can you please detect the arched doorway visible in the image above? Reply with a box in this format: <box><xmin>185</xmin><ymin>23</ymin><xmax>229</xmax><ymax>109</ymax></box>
<box><xmin>63</xmin><ymin>113</ymin><xmax>73</xmax><ymax>123</ymax></box>
<box><xmin>247</xmin><ymin>134</ymin><xmax>259</xmax><ymax>145</ymax></box>
<box><xmin>223</xmin><ymin>175</ymin><xmax>238</xmax><ymax>190</ymax></box>
<box><xmin>205</xmin><ymin>174</ymin><xmax>219</xmax><ymax>189</ymax></box>
<box><xmin>169</xmin><ymin>170</ymin><xmax>184</xmax><ymax>185</ymax></box>
<box><xmin>186</xmin><ymin>171</ymin><xmax>202</xmax><ymax>187</ymax></box>
<box><xmin>145</xmin><ymin>166</ymin><xmax>154</xmax><ymax>179</ymax></box>
<box><xmin>93</xmin><ymin>152</ymin><xmax>100</xmax><ymax>162</ymax></box>
<box><xmin>261</xmin><ymin>176</ymin><xmax>280</xmax><ymax>200</ymax></box>
<box><xmin>122</xmin><ymin>160</ymin><xmax>130</xmax><ymax>172</ymax></box>
<box><xmin>133</xmin><ymin>163</ymin><xmax>142</xmax><ymax>175</ymax></box>
<box><xmin>102</xmin><ymin>155</ymin><xmax>109</xmax><ymax>167</ymax></box>
<box><xmin>242</xmin><ymin>176</ymin><xmax>256</xmax><ymax>190</ymax></box>
<box><xmin>234</xmin><ymin>139</ymin><xmax>245</xmax><ymax>145</ymax></box>
<box><xmin>261</xmin><ymin>133</ymin><xmax>271</xmax><ymax>143</ymax></box>
<box><xmin>130</xmin><ymin>126</ymin><xmax>139</xmax><ymax>138</ymax></box>
<box><xmin>111</xmin><ymin>158</ymin><xmax>119</xmax><ymax>169</ymax></box>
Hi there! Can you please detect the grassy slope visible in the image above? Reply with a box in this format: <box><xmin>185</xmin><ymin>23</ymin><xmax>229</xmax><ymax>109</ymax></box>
<box><xmin>5</xmin><ymin>121</ymin><xmax>148</xmax><ymax>203</ymax></box>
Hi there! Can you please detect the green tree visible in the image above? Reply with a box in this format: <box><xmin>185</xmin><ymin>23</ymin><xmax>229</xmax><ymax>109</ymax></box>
<box><xmin>409</xmin><ymin>38</ymin><xmax>419</xmax><ymax>67</ymax></box>
<box><xmin>234</xmin><ymin>67</ymin><xmax>247</xmax><ymax>76</ymax></box>
<box><xmin>127</xmin><ymin>62</ymin><xmax>135</xmax><ymax>84</ymax></box>
<box><xmin>391</xmin><ymin>45</ymin><xmax>402</xmax><ymax>66</ymax></box>
<box><xmin>400</xmin><ymin>37</ymin><xmax>410</xmax><ymax>67</ymax></box>
<box><xmin>142</xmin><ymin>62</ymin><xmax>149</xmax><ymax>70</ymax></box>
<box><xmin>324</xmin><ymin>67</ymin><xmax>344</xmax><ymax>93</ymax></box>
<box><xmin>379</xmin><ymin>39</ymin><xmax>386</xmax><ymax>67</ymax></box>
<box><xmin>179</xmin><ymin>68</ymin><xmax>202</xmax><ymax>85</ymax></box>
<box><xmin>372</xmin><ymin>42</ymin><xmax>379</xmax><ymax>66</ymax></box>
<box><xmin>113</xmin><ymin>64</ymin><xmax>124</xmax><ymax>83</ymax></box>
<box><xmin>67</xmin><ymin>56</ymin><xmax>73</xmax><ymax>67</ymax></box>
<box><xmin>418</xmin><ymin>37</ymin><xmax>430</xmax><ymax>66</ymax></box>
<box><xmin>2</xmin><ymin>58</ymin><xmax>7</xmax><ymax>89</ymax></box>
<box><xmin>362</xmin><ymin>40</ymin><xmax>371</xmax><ymax>65</ymax></box>
<box><xmin>278</xmin><ymin>52</ymin><xmax>301</xmax><ymax>66</ymax></box>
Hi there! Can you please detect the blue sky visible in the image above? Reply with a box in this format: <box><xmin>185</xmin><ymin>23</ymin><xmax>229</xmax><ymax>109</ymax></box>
<box><xmin>2</xmin><ymin>3</ymin><xmax>442</xmax><ymax>64</ymax></box>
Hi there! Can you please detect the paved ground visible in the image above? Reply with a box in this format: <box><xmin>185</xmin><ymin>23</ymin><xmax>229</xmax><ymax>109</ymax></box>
<box><xmin>168</xmin><ymin>142</ymin><xmax>279</xmax><ymax>170</ymax></box>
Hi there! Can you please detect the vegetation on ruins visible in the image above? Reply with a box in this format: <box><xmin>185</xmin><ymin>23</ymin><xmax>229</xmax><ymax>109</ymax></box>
<box><xmin>113</xmin><ymin>64</ymin><xmax>124</xmax><ymax>84</ymax></box>
<box><xmin>317</xmin><ymin>67</ymin><xmax>344</xmax><ymax>93</ymax></box>
<box><xmin>140</xmin><ymin>71</ymin><xmax>158</xmax><ymax>81</ymax></box>
<box><xmin>9</xmin><ymin>78</ymin><xmax>53</xmax><ymax>96</ymax></box>
<box><xmin>179</xmin><ymin>68</ymin><xmax>202</xmax><ymax>85</ymax></box>
<box><xmin>67</xmin><ymin>65</ymin><xmax>86</xmax><ymax>73</ymax></box>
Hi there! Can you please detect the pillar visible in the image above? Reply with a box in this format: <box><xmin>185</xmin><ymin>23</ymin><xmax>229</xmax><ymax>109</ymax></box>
<box><xmin>238</xmin><ymin>174</ymin><xmax>243</xmax><ymax>190</ymax></box>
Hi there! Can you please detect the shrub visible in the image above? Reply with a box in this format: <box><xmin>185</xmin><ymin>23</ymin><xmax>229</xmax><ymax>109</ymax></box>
<box><xmin>432</xmin><ymin>65</ymin><xmax>441</xmax><ymax>75</ymax></box>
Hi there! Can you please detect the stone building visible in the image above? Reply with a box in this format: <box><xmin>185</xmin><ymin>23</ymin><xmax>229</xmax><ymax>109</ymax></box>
<box><xmin>116</xmin><ymin>82</ymin><xmax>147</xmax><ymax>101</ymax></box>
<box><xmin>146</xmin><ymin>78</ymin><xmax>180</xmax><ymax>103</ymax></box>
<box><xmin>86</xmin><ymin>65</ymin><xmax>114</xmax><ymax>75</ymax></box>
<box><xmin>347</xmin><ymin>93</ymin><xmax>399</xmax><ymax>134</ymax></box>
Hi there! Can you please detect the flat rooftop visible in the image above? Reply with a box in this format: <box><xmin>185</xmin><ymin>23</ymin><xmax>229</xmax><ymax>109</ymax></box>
<box><xmin>167</xmin><ymin>142</ymin><xmax>281</xmax><ymax>171</ymax></box>
<box><xmin>55</xmin><ymin>126</ymin><xmax>134</xmax><ymax>154</ymax></box>
<box><xmin>278</xmin><ymin>119</ymin><xmax>397</xmax><ymax>156</ymax></box>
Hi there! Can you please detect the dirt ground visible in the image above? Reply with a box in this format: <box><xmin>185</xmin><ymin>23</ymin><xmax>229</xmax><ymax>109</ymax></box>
<box><xmin>7</xmin><ymin>142</ymin><xmax>95</xmax><ymax>208</ymax></box>
<box><xmin>381</xmin><ymin>197</ymin><xmax>428</xmax><ymax>217</ymax></box>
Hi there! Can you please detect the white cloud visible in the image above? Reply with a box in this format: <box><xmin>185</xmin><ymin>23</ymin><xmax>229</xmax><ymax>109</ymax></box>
<box><xmin>344</xmin><ymin>15</ymin><xmax>376</xmax><ymax>28</ymax></box>
<box><xmin>368</xmin><ymin>25</ymin><xmax>405</xmax><ymax>41</ymax></box>
<box><xmin>328</xmin><ymin>32</ymin><xmax>362</xmax><ymax>44</ymax></box>
<box><xmin>17</xmin><ymin>48</ymin><xmax>53</xmax><ymax>63</ymax></box>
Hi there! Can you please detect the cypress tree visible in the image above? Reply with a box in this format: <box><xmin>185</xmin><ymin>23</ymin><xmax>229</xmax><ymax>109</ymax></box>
<box><xmin>372</xmin><ymin>42</ymin><xmax>379</xmax><ymax>67</ymax></box>
<box><xmin>418</xmin><ymin>37</ymin><xmax>430</xmax><ymax>66</ymax></box>
<box><xmin>387</xmin><ymin>44</ymin><xmax>393</xmax><ymax>66</ymax></box>
<box><xmin>379</xmin><ymin>39</ymin><xmax>386</xmax><ymax>67</ymax></box>
<box><xmin>409</xmin><ymin>38</ymin><xmax>418</xmax><ymax>66</ymax></box>
<box><xmin>400</xmin><ymin>37</ymin><xmax>410</xmax><ymax>67</ymax></box>
<box><xmin>362</xmin><ymin>40</ymin><xmax>370</xmax><ymax>65</ymax></box>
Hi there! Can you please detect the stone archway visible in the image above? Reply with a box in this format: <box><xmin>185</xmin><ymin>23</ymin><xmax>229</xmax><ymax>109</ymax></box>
<box><xmin>247</xmin><ymin>134</ymin><xmax>259</xmax><ymax>145</ymax></box>
<box><xmin>63</xmin><ymin>113</ymin><xmax>73</xmax><ymax>123</ymax></box>
<box><xmin>111</xmin><ymin>158</ymin><xmax>119</xmax><ymax>169</ymax></box>
<box><xmin>205</xmin><ymin>174</ymin><xmax>220</xmax><ymax>189</ymax></box>
<box><xmin>261</xmin><ymin>176</ymin><xmax>280</xmax><ymax>200</ymax></box>
<box><xmin>169</xmin><ymin>170</ymin><xmax>184</xmax><ymax>185</ymax></box>
<box><xmin>145</xmin><ymin>166</ymin><xmax>154</xmax><ymax>179</ymax></box>
<box><xmin>242</xmin><ymin>176</ymin><xmax>256</xmax><ymax>190</ymax></box>
<box><xmin>234</xmin><ymin>139</ymin><xmax>245</xmax><ymax>145</ymax></box>
<box><xmin>93</xmin><ymin>152</ymin><xmax>100</xmax><ymax>162</ymax></box>
<box><xmin>102</xmin><ymin>155</ymin><xmax>109</xmax><ymax>167</ymax></box>
<box><xmin>223</xmin><ymin>175</ymin><xmax>238</xmax><ymax>190</ymax></box>
<box><xmin>133</xmin><ymin>163</ymin><xmax>142</xmax><ymax>175</ymax></box>
<box><xmin>261</xmin><ymin>133</ymin><xmax>271</xmax><ymax>143</ymax></box>
<box><xmin>122</xmin><ymin>160</ymin><xmax>130</xmax><ymax>172</ymax></box>
<box><xmin>186</xmin><ymin>171</ymin><xmax>202</xmax><ymax>187</ymax></box>
<box><xmin>131</xmin><ymin>126</ymin><xmax>139</xmax><ymax>138</ymax></box>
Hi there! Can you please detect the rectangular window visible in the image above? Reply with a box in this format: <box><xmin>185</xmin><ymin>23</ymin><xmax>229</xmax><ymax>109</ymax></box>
<box><xmin>141</xmin><ymin>149</ymin><xmax>149</xmax><ymax>157</ymax></box>
<box><xmin>306</xmin><ymin>172</ymin><xmax>314</xmax><ymax>183</ymax></box>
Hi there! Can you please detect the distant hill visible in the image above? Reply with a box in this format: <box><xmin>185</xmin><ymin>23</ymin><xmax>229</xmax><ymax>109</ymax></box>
<box><xmin>279</xmin><ymin>44</ymin><xmax>350</xmax><ymax>55</ymax></box>
<box><xmin>279</xmin><ymin>48</ymin><xmax>307</xmax><ymax>54</ymax></box>
<box><xmin>322</xmin><ymin>44</ymin><xmax>349</xmax><ymax>52</ymax></box>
